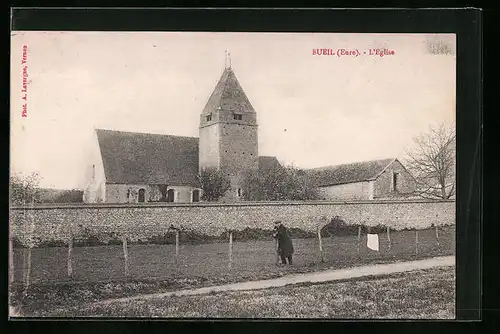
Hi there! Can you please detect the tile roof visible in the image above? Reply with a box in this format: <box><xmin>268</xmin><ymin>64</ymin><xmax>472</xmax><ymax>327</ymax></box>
<box><xmin>201</xmin><ymin>67</ymin><xmax>255</xmax><ymax>115</ymax></box>
<box><xmin>96</xmin><ymin>129</ymin><xmax>200</xmax><ymax>187</ymax></box>
<box><xmin>307</xmin><ymin>158</ymin><xmax>396</xmax><ymax>187</ymax></box>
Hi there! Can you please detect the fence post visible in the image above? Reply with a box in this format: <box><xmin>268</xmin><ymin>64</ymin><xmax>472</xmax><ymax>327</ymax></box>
<box><xmin>317</xmin><ymin>226</ymin><xmax>324</xmax><ymax>262</ymax></box>
<box><xmin>386</xmin><ymin>226</ymin><xmax>392</xmax><ymax>251</ymax></box>
<box><xmin>228</xmin><ymin>230</ymin><xmax>233</xmax><ymax>269</ymax></box>
<box><xmin>24</xmin><ymin>247</ymin><xmax>32</xmax><ymax>294</ymax></box>
<box><xmin>24</xmin><ymin>202</ymin><xmax>34</xmax><ymax>294</ymax></box>
<box><xmin>67</xmin><ymin>236</ymin><xmax>73</xmax><ymax>278</ymax></box>
<box><xmin>415</xmin><ymin>230</ymin><xmax>419</xmax><ymax>256</ymax></box>
<box><xmin>175</xmin><ymin>230</ymin><xmax>180</xmax><ymax>263</ymax></box>
<box><xmin>435</xmin><ymin>225</ymin><xmax>440</xmax><ymax>247</ymax></box>
<box><xmin>67</xmin><ymin>221</ymin><xmax>74</xmax><ymax>278</ymax></box>
<box><xmin>357</xmin><ymin>225</ymin><xmax>362</xmax><ymax>255</ymax></box>
<box><xmin>275</xmin><ymin>238</ymin><xmax>280</xmax><ymax>265</ymax></box>
<box><xmin>122</xmin><ymin>235</ymin><xmax>129</xmax><ymax>277</ymax></box>
<box><xmin>22</xmin><ymin>248</ymin><xmax>27</xmax><ymax>284</ymax></box>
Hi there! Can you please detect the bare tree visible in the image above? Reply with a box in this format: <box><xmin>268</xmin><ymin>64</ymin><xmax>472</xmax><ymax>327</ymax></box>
<box><xmin>405</xmin><ymin>124</ymin><xmax>456</xmax><ymax>199</ymax></box>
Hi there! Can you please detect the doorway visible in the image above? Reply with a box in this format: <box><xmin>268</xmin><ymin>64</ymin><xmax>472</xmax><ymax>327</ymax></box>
<box><xmin>192</xmin><ymin>189</ymin><xmax>200</xmax><ymax>202</ymax></box>
<box><xmin>167</xmin><ymin>189</ymin><xmax>175</xmax><ymax>203</ymax></box>
<box><xmin>138</xmin><ymin>188</ymin><xmax>145</xmax><ymax>203</ymax></box>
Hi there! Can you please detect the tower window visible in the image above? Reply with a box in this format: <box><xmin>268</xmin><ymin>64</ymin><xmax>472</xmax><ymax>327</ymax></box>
<box><xmin>233</xmin><ymin>113</ymin><xmax>242</xmax><ymax>120</ymax></box>
<box><xmin>206</xmin><ymin>113</ymin><xmax>212</xmax><ymax>122</ymax></box>
<box><xmin>237</xmin><ymin>188</ymin><xmax>242</xmax><ymax>197</ymax></box>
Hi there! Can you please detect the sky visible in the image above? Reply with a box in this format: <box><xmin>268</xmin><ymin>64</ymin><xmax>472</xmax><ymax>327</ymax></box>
<box><xmin>10</xmin><ymin>32</ymin><xmax>456</xmax><ymax>189</ymax></box>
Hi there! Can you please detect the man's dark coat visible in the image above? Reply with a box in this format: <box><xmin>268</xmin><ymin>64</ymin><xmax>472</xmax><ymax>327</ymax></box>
<box><xmin>275</xmin><ymin>224</ymin><xmax>294</xmax><ymax>257</ymax></box>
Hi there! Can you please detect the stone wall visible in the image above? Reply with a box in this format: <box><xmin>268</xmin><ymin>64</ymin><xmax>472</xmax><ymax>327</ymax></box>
<box><xmin>10</xmin><ymin>200</ymin><xmax>455</xmax><ymax>247</ymax></box>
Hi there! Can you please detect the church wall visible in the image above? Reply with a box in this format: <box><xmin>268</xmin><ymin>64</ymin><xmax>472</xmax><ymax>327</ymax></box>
<box><xmin>199</xmin><ymin>122</ymin><xmax>220</xmax><ymax>171</ymax></box>
<box><xmin>169</xmin><ymin>186</ymin><xmax>197</xmax><ymax>203</ymax></box>
<box><xmin>105</xmin><ymin>184</ymin><xmax>201</xmax><ymax>203</ymax></box>
<box><xmin>105</xmin><ymin>184</ymin><xmax>152</xmax><ymax>203</ymax></box>
<box><xmin>82</xmin><ymin>130</ymin><xmax>107</xmax><ymax>203</ymax></box>
<box><xmin>318</xmin><ymin>181</ymin><xmax>374</xmax><ymax>201</ymax></box>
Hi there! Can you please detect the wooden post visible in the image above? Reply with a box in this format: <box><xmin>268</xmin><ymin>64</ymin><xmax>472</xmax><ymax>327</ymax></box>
<box><xmin>275</xmin><ymin>238</ymin><xmax>280</xmax><ymax>265</ymax></box>
<box><xmin>67</xmin><ymin>236</ymin><xmax>73</xmax><ymax>277</ymax></box>
<box><xmin>386</xmin><ymin>226</ymin><xmax>392</xmax><ymax>251</ymax></box>
<box><xmin>435</xmin><ymin>225</ymin><xmax>440</xmax><ymax>247</ymax></box>
<box><xmin>175</xmin><ymin>230</ymin><xmax>180</xmax><ymax>262</ymax></box>
<box><xmin>24</xmin><ymin>197</ymin><xmax>34</xmax><ymax>292</ymax></box>
<box><xmin>317</xmin><ymin>226</ymin><xmax>324</xmax><ymax>262</ymax></box>
<box><xmin>122</xmin><ymin>235</ymin><xmax>129</xmax><ymax>277</ymax></box>
<box><xmin>22</xmin><ymin>248</ymin><xmax>27</xmax><ymax>284</ymax></box>
<box><xmin>24</xmin><ymin>248</ymin><xmax>32</xmax><ymax>293</ymax></box>
<box><xmin>357</xmin><ymin>225</ymin><xmax>362</xmax><ymax>254</ymax></box>
<box><xmin>415</xmin><ymin>230</ymin><xmax>419</xmax><ymax>256</ymax></box>
<box><xmin>228</xmin><ymin>231</ymin><xmax>233</xmax><ymax>269</ymax></box>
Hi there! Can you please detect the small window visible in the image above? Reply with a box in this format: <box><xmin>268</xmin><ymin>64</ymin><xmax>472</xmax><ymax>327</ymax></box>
<box><xmin>393</xmin><ymin>172</ymin><xmax>399</xmax><ymax>192</ymax></box>
<box><xmin>233</xmin><ymin>114</ymin><xmax>242</xmax><ymax>120</ymax></box>
<box><xmin>237</xmin><ymin>188</ymin><xmax>242</xmax><ymax>197</ymax></box>
<box><xmin>206</xmin><ymin>113</ymin><xmax>212</xmax><ymax>122</ymax></box>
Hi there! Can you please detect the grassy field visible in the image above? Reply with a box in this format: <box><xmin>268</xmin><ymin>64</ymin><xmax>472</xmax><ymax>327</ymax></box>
<box><xmin>10</xmin><ymin>226</ymin><xmax>454</xmax><ymax>316</ymax></box>
<box><xmin>12</xmin><ymin>226</ymin><xmax>454</xmax><ymax>285</ymax></box>
<box><xmin>25</xmin><ymin>266</ymin><xmax>456</xmax><ymax>319</ymax></box>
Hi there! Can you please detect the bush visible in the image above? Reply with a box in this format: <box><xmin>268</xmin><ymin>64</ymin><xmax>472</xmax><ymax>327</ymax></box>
<box><xmin>321</xmin><ymin>218</ymin><xmax>359</xmax><ymax>237</ymax></box>
<box><xmin>288</xmin><ymin>228</ymin><xmax>316</xmax><ymax>239</ymax></box>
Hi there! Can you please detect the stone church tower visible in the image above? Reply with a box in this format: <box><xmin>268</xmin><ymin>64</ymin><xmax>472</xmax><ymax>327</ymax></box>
<box><xmin>199</xmin><ymin>54</ymin><xmax>259</xmax><ymax>199</ymax></box>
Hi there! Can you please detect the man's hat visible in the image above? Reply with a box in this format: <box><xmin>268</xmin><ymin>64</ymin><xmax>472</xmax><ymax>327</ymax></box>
<box><xmin>274</xmin><ymin>220</ymin><xmax>282</xmax><ymax>225</ymax></box>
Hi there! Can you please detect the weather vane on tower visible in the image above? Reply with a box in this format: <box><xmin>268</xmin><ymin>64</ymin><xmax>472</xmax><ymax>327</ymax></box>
<box><xmin>225</xmin><ymin>49</ymin><xmax>232</xmax><ymax>69</ymax></box>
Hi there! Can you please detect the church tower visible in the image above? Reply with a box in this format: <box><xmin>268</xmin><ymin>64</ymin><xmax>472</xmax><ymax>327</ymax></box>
<box><xmin>199</xmin><ymin>52</ymin><xmax>259</xmax><ymax>199</ymax></box>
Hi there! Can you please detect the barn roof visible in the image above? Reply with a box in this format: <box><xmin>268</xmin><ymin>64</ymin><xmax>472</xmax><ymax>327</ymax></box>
<box><xmin>201</xmin><ymin>67</ymin><xmax>255</xmax><ymax>115</ymax></box>
<box><xmin>96</xmin><ymin>129</ymin><xmax>200</xmax><ymax>187</ymax></box>
<box><xmin>258</xmin><ymin>156</ymin><xmax>281</xmax><ymax>171</ymax></box>
<box><xmin>307</xmin><ymin>158</ymin><xmax>396</xmax><ymax>187</ymax></box>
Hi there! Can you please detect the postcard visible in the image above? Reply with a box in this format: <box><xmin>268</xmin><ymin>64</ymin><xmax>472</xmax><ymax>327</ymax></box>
<box><xmin>10</xmin><ymin>31</ymin><xmax>456</xmax><ymax>319</ymax></box>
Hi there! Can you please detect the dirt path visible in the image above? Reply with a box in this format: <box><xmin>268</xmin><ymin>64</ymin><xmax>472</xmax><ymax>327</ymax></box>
<box><xmin>94</xmin><ymin>256</ymin><xmax>455</xmax><ymax>306</ymax></box>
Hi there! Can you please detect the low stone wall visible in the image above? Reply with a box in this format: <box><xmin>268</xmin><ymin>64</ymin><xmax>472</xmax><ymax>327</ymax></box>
<box><xmin>10</xmin><ymin>200</ymin><xmax>455</xmax><ymax>247</ymax></box>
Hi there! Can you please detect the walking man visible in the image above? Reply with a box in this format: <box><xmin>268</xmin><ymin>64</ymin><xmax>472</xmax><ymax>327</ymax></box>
<box><xmin>273</xmin><ymin>220</ymin><xmax>294</xmax><ymax>265</ymax></box>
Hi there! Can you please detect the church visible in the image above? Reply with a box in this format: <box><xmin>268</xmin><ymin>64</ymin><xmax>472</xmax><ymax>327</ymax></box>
<box><xmin>83</xmin><ymin>56</ymin><xmax>416</xmax><ymax>204</ymax></box>
<box><xmin>83</xmin><ymin>58</ymin><xmax>280</xmax><ymax>204</ymax></box>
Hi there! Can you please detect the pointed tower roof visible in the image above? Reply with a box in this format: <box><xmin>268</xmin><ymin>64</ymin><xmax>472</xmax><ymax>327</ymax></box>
<box><xmin>202</xmin><ymin>67</ymin><xmax>255</xmax><ymax>115</ymax></box>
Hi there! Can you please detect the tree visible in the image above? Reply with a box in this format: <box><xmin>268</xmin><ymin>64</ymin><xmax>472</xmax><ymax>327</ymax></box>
<box><xmin>197</xmin><ymin>168</ymin><xmax>231</xmax><ymax>202</ymax></box>
<box><xmin>52</xmin><ymin>189</ymin><xmax>84</xmax><ymax>203</ymax></box>
<box><xmin>405</xmin><ymin>123</ymin><xmax>456</xmax><ymax>199</ymax></box>
<box><xmin>10</xmin><ymin>172</ymin><xmax>42</xmax><ymax>205</ymax></box>
<box><xmin>241</xmin><ymin>164</ymin><xmax>320</xmax><ymax>201</ymax></box>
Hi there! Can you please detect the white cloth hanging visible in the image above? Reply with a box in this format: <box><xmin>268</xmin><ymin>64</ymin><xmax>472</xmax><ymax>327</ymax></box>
<box><xmin>367</xmin><ymin>233</ymin><xmax>379</xmax><ymax>251</ymax></box>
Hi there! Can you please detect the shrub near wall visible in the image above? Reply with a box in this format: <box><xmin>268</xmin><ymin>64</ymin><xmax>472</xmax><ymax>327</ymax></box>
<box><xmin>10</xmin><ymin>200</ymin><xmax>455</xmax><ymax>248</ymax></box>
